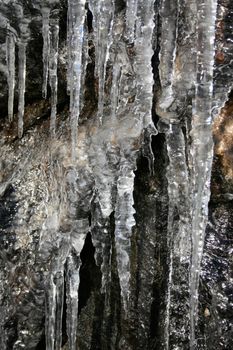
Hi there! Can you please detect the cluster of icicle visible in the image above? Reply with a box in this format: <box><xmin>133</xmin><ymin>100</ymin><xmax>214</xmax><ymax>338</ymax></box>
<box><xmin>4</xmin><ymin>0</ymin><xmax>60</xmax><ymax>138</ymax></box>
<box><xmin>5</xmin><ymin>3</ymin><xmax>30</xmax><ymax>138</ymax></box>
<box><xmin>4</xmin><ymin>0</ymin><xmax>222</xmax><ymax>349</ymax></box>
<box><xmin>37</xmin><ymin>1</ymin><xmax>156</xmax><ymax>350</ymax></box>
<box><xmin>157</xmin><ymin>0</ymin><xmax>220</xmax><ymax>349</ymax></box>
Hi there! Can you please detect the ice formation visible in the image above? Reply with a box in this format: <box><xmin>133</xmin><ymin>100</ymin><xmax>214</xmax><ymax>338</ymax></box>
<box><xmin>189</xmin><ymin>0</ymin><xmax>218</xmax><ymax>347</ymax></box>
<box><xmin>0</xmin><ymin>0</ymin><xmax>231</xmax><ymax>349</ymax></box>
<box><xmin>67</xmin><ymin>0</ymin><xmax>86</xmax><ymax>158</ymax></box>
<box><xmin>41</xmin><ymin>6</ymin><xmax>50</xmax><ymax>99</ymax></box>
<box><xmin>6</xmin><ymin>31</ymin><xmax>16</xmax><ymax>122</ymax></box>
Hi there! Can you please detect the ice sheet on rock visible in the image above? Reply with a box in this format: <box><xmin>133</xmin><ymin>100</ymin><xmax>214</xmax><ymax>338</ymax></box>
<box><xmin>49</xmin><ymin>13</ymin><xmax>59</xmax><ymax>135</ymax></box>
<box><xmin>6</xmin><ymin>32</ymin><xmax>16</xmax><ymax>122</ymax></box>
<box><xmin>67</xmin><ymin>0</ymin><xmax>86</xmax><ymax>159</ymax></box>
<box><xmin>189</xmin><ymin>0</ymin><xmax>217</xmax><ymax>348</ymax></box>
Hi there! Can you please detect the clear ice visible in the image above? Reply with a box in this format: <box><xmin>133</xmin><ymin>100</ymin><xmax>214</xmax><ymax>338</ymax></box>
<box><xmin>0</xmin><ymin>0</ymin><xmax>228</xmax><ymax>349</ymax></box>
<box><xmin>67</xmin><ymin>0</ymin><xmax>86</xmax><ymax>159</ymax></box>
<box><xmin>189</xmin><ymin>0</ymin><xmax>217</xmax><ymax>347</ymax></box>
<box><xmin>17</xmin><ymin>18</ymin><xmax>30</xmax><ymax>138</ymax></box>
<box><xmin>6</xmin><ymin>31</ymin><xmax>16</xmax><ymax>121</ymax></box>
<box><xmin>41</xmin><ymin>6</ymin><xmax>50</xmax><ymax>99</ymax></box>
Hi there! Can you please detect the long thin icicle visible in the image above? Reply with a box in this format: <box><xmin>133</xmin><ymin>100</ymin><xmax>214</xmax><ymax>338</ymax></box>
<box><xmin>158</xmin><ymin>0</ymin><xmax>179</xmax><ymax>112</ymax></box>
<box><xmin>163</xmin><ymin>122</ymin><xmax>190</xmax><ymax>350</ymax></box>
<box><xmin>41</xmin><ymin>6</ymin><xmax>50</xmax><ymax>99</ymax></box>
<box><xmin>68</xmin><ymin>0</ymin><xmax>86</xmax><ymax>160</ymax></box>
<box><xmin>49</xmin><ymin>13</ymin><xmax>59</xmax><ymax>135</ymax></box>
<box><xmin>95</xmin><ymin>0</ymin><xmax>114</xmax><ymax>124</ymax></box>
<box><xmin>45</xmin><ymin>233</ymin><xmax>69</xmax><ymax>350</ymax></box>
<box><xmin>46</xmin><ymin>270</ymin><xmax>64</xmax><ymax>350</ymax></box>
<box><xmin>189</xmin><ymin>0</ymin><xmax>217</xmax><ymax>348</ymax></box>
<box><xmin>110</xmin><ymin>60</ymin><xmax>121</xmax><ymax>120</ymax></box>
<box><xmin>6</xmin><ymin>32</ymin><xmax>16</xmax><ymax>122</ymax></box>
<box><xmin>66</xmin><ymin>254</ymin><xmax>80</xmax><ymax>350</ymax></box>
<box><xmin>115</xmin><ymin>163</ymin><xmax>136</xmax><ymax>310</ymax></box>
<box><xmin>17</xmin><ymin>19</ymin><xmax>30</xmax><ymax>139</ymax></box>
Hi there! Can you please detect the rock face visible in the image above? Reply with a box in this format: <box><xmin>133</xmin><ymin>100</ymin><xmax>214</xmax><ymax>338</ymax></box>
<box><xmin>0</xmin><ymin>1</ymin><xmax>232</xmax><ymax>350</ymax></box>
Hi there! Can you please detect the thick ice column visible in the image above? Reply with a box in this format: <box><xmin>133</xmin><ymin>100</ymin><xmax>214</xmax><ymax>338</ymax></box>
<box><xmin>189</xmin><ymin>0</ymin><xmax>217</xmax><ymax>348</ymax></box>
<box><xmin>49</xmin><ymin>13</ymin><xmax>59</xmax><ymax>135</ymax></box>
<box><xmin>6</xmin><ymin>32</ymin><xmax>16</xmax><ymax>122</ymax></box>
<box><xmin>41</xmin><ymin>6</ymin><xmax>50</xmax><ymax>99</ymax></box>
<box><xmin>67</xmin><ymin>0</ymin><xmax>86</xmax><ymax>159</ymax></box>
<box><xmin>17</xmin><ymin>19</ymin><xmax>30</xmax><ymax>139</ymax></box>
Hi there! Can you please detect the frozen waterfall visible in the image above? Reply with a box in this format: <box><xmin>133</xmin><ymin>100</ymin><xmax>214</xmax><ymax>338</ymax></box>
<box><xmin>0</xmin><ymin>0</ymin><xmax>232</xmax><ymax>349</ymax></box>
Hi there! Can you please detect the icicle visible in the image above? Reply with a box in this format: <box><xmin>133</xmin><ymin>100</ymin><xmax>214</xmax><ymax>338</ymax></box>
<box><xmin>6</xmin><ymin>32</ymin><xmax>16</xmax><ymax>122</ymax></box>
<box><xmin>158</xmin><ymin>0</ymin><xmax>179</xmax><ymax>112</ymax></box>
<box><xmin>67</xmin><ymin>0</ymin><xmax>86</xmax><ymax>160</ymax></box>
<box><xmin>66</xmin><ymin>254</ymin><xmax>80</xmax><ymax>350</ymax></box>
<box><xmin>161</xmin><ymin>121</ymin><xmax>191</xmax><ymax>350</ymax></box>
<box><xmin>46</xmin><ymin>270</ymin><xmax>64</xmax><ymax>350</ymax></box>
<box><xmin>49</xmin><ymin>12</ymin><xmax>59</xmax><ymax>135</ymax></box>
<box><xmin>125</xmin><ymin>0</ymin><xmax>138</xmax><ymax>43</ymax></box>
<box><xmin>115</xmin><ymin>163</ymin><xmax>136</xmax><ymax>310</ymax></box>
<box><xmin>41</xmin><ymin>6</ymin><xmax>50</xmax><ymax>99</ymax></box>
<box><xmin>189</xmin><ymin>0</ymin><xmax>217</xmax><ymax>348</ymax></box>
<box><xmin>45</xmin><ymin>233</ymin><xmax>70</xmax><ymax>350</ymax></box>
<box><xmin>66</xmin><ymin>1</ymin><xmax>72</xmax><ymax>95</ymax></box>
<box><xmin>17</xmin><ymin>19</ymin><xmax>30</xmax><ymax>139</ymax></box>
<box><xmin>65</xmin><ymin>219</ymin><xmax>87</xmax><ymax>350</ymax></box>
<box><xmin>134</xmin><ymin>0</ymin><xmax>155</xmax><ymax>129</ymax></box>
<box><xmin>80</xmin><ymin>25</ymin><xmax>89</xmax><ymax>111</ymax></box>
<box><xmin>94</xmin><ymin>0</ymin><xmax>115</xmax><ymax>124</ymax></box>
<box><xmin>91</xmin><ymin>203</ymin><xmax>111</xmax><ymax>294</ymax></box>
<box><xmin>110</xmin><ymin>61</ymin><xmax>121</xmax><ymax>120</ymax></box>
